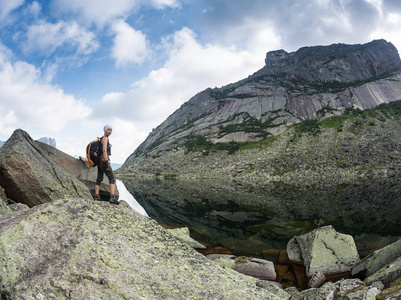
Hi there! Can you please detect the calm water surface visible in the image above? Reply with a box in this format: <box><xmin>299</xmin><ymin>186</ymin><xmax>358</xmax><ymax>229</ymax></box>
<box><xmin>118</xmin><ymin>178</ymin><xmax>401</xmax><ymax>258</ymax></box>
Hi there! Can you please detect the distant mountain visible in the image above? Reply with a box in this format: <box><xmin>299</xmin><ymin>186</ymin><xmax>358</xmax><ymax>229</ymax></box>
<box><xmin>37</xmin><ymin>137</ymin><xmax>57</xmax><ymax>148</ymax></box>
<box><xmin>120</xmin><ymin>39</ymin><xmax>401</xmax><ymax>174</ymax></box>
<box><xmin>1</xmin><ymin>137</ymin><xmax>56</xmax><ymax>149</ymax></box>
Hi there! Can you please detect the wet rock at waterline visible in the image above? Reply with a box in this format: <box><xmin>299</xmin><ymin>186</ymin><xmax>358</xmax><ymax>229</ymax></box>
<box><xmin>168</xmin><ymin>227</ymin><xmax>206</xmax><ymax>249</ymax></box>
<box><xmin>287</xmin><ymin>226</ymin><xmax>359</xmax><ymax>283</ymax></box>
<box><xmin>0</xmin><ymin>129</ymin><xmax>92</xmax><ymax>207</ymax></box>
<box><xmin>207</xmin><ymin>254</ymin><xmax>277</xmax><ymax>281</ymax></box>
<box><xmin>0</xmin><ymin>198</ymin><xmax>280</xmax><ymax>299</ymax></box>
<box><xmin>352</xmin><ymin>237</ymin><xmax>401</xmax><ymax>278</ymax></box>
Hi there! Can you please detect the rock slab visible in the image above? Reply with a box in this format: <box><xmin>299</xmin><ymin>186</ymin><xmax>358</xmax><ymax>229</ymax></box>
<box><xmin>0</xmin><ymin>129</ymin><xmax>92</xmax><ymax>207</ymax></box>
<box><xmin>288</xmin><ymin>225</ymin><xmax>359</xmax><ymax>278</ymax></box>
<box><xmin>0</xmin><ymin>198</ymin><xmax>279</xmax><ymax>299</ymax></box>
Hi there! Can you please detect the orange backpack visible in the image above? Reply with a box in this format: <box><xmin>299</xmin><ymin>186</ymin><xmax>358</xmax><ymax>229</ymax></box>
<box><xmin>86</xmin><ymin>138</ymin><xmax>102</xmax><ymax>167</ymax></box>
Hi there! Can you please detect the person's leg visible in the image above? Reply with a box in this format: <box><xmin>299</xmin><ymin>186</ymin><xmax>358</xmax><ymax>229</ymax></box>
<box><xmin>105</xmin><ymin>169</ymin><xmax>118</xmax><ymax>204</ymax></box>
<box><xmin>109</xmin><ymin>183</ymin><xmax>115</xmax><ymax>195</ymax></box>
<box><xmin>94</xmin><ymin>166</ymin><xmax>104</xmax><ymax>200</ymax></box>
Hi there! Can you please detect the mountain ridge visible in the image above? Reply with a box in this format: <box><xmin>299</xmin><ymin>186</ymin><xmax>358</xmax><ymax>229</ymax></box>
<box><xmin>121</xmin><ymin>39</ymin><xmax>401</xmax><ymax>170</ymax></box>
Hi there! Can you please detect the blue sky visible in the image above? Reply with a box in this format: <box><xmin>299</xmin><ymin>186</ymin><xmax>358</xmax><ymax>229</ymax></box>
<box><xmin>1</xmin><ymin>0</ymin><xmax>401</xmax><ymax>163</ymax></box>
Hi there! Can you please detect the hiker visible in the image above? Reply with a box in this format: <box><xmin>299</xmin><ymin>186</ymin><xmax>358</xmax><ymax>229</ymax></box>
<box><xmin>94</xmin><ymin>124</ymin><xmax>118</xmax><ymax>204</ymax></box>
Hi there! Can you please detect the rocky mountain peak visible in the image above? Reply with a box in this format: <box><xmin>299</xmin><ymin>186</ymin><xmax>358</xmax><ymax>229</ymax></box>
<box><xmin>260</xmin><ymin>39</ymin><xmax>401</xmax><ymax>83</ymax></box>
<box><xmin>122</xmin><ymin>39</ymin><xmax>401</xmax><ymax>165</ymax></box>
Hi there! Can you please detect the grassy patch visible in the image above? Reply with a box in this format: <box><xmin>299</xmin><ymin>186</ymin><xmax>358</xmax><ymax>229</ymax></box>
<box><xmin>218</xmin><ymin>115</ymin><xmax>280</xmax><ymax>138</ymax></box>
<box><xmin>294</xmin><ymin>119</ymin><xmax>321</xmax><ymax>135</ymax></box>
<box><xmin>184</xmin><ymin>136</ymin><xmax>243</xmax><ymax>155</ymax></box>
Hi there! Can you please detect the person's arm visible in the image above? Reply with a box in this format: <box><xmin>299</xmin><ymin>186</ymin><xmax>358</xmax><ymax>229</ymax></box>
<box><xmin>101</xmin><ymin>137</ymin><xmax>111</xmax><ymax>170</ymax></box>
<box><xmin>101</xmin><ymin>137</ymin><xmax>109</xmax><ymax>161</ymax></box>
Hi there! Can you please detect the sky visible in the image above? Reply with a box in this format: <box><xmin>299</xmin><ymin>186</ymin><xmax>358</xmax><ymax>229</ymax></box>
<box><xmin>1</xmin><ymin>0</ymin><xmax>401</xmax><ymax>164</ymax></box>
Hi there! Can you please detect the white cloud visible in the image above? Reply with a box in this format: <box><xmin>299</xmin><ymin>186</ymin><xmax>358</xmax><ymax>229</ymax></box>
<box><xmin>111</xmin><ymin>20</ymin><xmax>150</xmax><ymax>67</ymax></box>
<box><xmin>23</xmin><ymin>20</ymin><xmax>99</xmax><ymax>56</ymax></box>
<box><xmin>107</xmin><ymin>118</ymin><xmax>148</xmax><ymax>163</ymax></box>
<box><xmin>0</xmin><ymin>43</ymin><xmax>92</xmax><ymax>138</ymax></box>
<box><xmin>27</xmin><ymin>1</ymin><xmax>41</xmax><ymax>17</ymax></box>
<box><xmin>0</xmin><ymin>0</ymin><xmax>24</xmax><ymax>21</ymax></box>
<box><xmin>149</xmin><ymin>0</ymin><xmax>181</xmax><ymax>9</ymax></box>
<box><xmin>51</xmin><ymin>0</ymin><xmax>180</xmax><ymax>26</ymax></box>
<box><xmin>370</xmin><ymin>12</ymin><xmax>401</xmax><ymax>54</ymax></box>
<box><xmin>93</xmin><ymin>26</ymin><xmax>280</xmax><ymax>131</ymax></box>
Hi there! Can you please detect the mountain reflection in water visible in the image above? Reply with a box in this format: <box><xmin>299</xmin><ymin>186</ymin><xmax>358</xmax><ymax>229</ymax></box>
<box><xmin>120</xmin><ymin>178</ymin><xmax>401</xmax><ymax>258</ymax></box>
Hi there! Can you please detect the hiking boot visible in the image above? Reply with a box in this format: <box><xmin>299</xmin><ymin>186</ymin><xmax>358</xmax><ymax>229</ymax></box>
<box><xmin>93</xmin><ymin>195</ymin><xmax>101</xmax><ymax>201</ymax></box>
<box><xmin>109</xmin><ymin>195</ymin><xmax>119</xmax><ymax>205</ymax></box>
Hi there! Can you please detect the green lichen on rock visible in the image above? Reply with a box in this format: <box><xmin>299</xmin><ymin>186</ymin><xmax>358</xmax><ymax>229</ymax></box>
<box><xmin>0</xmin><ymin>198</ymin><xmax>280</xmax><ymax>299</ymax></box>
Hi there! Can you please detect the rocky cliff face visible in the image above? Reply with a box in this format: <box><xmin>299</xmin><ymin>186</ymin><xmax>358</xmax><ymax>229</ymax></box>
<box><xmin>122</xmin><ymin>39</ymin><xmax>401</xmax><ymax>168</ymax></box>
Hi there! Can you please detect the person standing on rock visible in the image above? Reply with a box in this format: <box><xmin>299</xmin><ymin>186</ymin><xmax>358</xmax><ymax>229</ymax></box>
<box><xmin>94</xmin><ymin>125</ymin><xmax>118</xmax><ymax>204</ymax></box>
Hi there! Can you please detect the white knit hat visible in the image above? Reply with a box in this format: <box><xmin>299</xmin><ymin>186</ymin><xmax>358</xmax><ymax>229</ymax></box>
<box><xmin>103</xmin><ymin>124</ymin><xmax>112</xmax><ymax>131</ymax></box>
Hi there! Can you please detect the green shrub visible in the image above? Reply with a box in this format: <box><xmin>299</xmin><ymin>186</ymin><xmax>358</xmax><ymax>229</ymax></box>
<box><xmin>294</xmin><ymin>119</ymin><xmax>321</xmax><ymax>135</ymax></box>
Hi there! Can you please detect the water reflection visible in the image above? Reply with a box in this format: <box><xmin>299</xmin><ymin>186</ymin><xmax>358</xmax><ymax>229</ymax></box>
<box><xmin>116</xmin><ymin>180</ymin><xmax>148</xmax><ymax>216</ymax></box>
<box><xmin>120</xmin><ymin>177</ymin><xmax>401</xmax><ymax>258</ymax></box>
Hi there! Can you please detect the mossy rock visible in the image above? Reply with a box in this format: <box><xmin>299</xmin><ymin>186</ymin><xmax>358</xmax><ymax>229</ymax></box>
<box><xmin>0</xmin><ymin>198</ymin><xmax>280</xmax><ymax>299</ymax></box>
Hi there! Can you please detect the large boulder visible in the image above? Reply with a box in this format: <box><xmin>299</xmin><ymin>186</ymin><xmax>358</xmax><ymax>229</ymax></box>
<box><xmin>0</xmin><ymin>129</ymin><xmax>92</xmax><ymax>207</ymax></box>
<box><xmin>352</xmin><ymin>238</ymin><xmax>401</xmax><ymax>278</ymax></box>
<box><xmin>287</xmin><ymin>225</ymin><xmax>359</xmax><ymax>278</ymax></box>
<box><xmin>37</xmin><ymin>141</ymin><xmax>119</xmax><ymax>200</ymax></box>
<box><xmin>0</xmin><ymin>198</ymin><xmax>280</xmax><ymax>299</ymax></box>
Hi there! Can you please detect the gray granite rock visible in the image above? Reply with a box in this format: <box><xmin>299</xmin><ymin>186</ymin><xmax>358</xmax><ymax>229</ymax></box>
<box><xmin>290</xmin><ymin>225</ymin><xmax>359</xmax><ymax>277</ymax></box>
<box><xmin>352</xmin><ymin>238</ymin><xmax>401</xmax><ymax>278</ymax></box>
<box><xmin>0</xmin><ymin>198</ymin><xmax>280</xmax><ymax>299</ymax></box>
<box><xmin>0</xmin><ymin>129</ymin><xmax>92</xmax><ymax>207</ymax></box>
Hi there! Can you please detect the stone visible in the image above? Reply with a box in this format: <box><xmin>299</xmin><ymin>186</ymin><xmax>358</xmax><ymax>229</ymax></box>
<box><xmin>377</xmin><ymin>279</ymin><xmax>401</xmax><ymax>299</ymax></box>
<box><xmin>295</xmin><ymin>225</ymin><xmax>359</xmax><ymax>277</ymax></box>
<box><xmin>337</xmin><ymin>278</ymin><xmax>365</xmax><ymax>296</ymax></box>
<box><xmin>168</xmin><ymin>227</ymin><xmax>206</xmax><ymax>249</ymax></box>
<box><xmin>287</xmin><ymin>237</ymin><xmax>303</xmax><ymax>264</ymax></box>
<box><xmin>344</xmin><ymin>288</ymin><xmax>376</xmax><ymax>300</ymax></box>
<box><xmin>209</xmin><ymin>256</ymin><xmax>236</xmax><ymax>269</ymax></box>
<box><xmin>284</xmin><ymin>286</ymin><xmax>299</xmax><ymax>296</ymax></box>
<box><xmin>308</xmin><ymin>271</ymin><xmax>326</xmax><ymax>288</ymax></box>
<box><xmin>352</xmin><ymin>237</ymin><xmax>401</xmax><ymax>278</ymax></box>
<box><xmin>0</xmin><ymin>198</ymin><xmax>280</xmax><ymax>299</ymax></box>
<box><xmin>8</xmin><ymin>203</ymin><xmax>29</xmax><ymax>213</ymax></box>
<box><xmin>365</xmin><ymin>256</ymin><xmax>401</xmax><ymax>288</ymax></box>
<box><xmin>256</xmin><ymin>280</ymin><xmax>290</xmax><ymax>300</ymax></box>
<box><xmin>232</xmin><ymin>257</ymin><xmax>277</xmax><ymax>281</ymax></box>
<box><xmin>0</xmin><ymin>129</ymin><xmax>92</xmax><ymax>207</ymax></box>
<box><xmin>290</xmin><ymin>283</ymin><xmax>336</xmax><ymax>300</ymax></box>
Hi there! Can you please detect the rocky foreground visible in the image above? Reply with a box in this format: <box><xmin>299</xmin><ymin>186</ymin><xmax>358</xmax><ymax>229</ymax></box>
<box><xmin>0</xmin><ymin>197</ymin><xmax>278</xmax><ymax>299</ymax></box>
<box><xmin>1</xmin><ymin>193</ymin><xmax>401</xmax><ymax>299</ymax></box>
<box><xmin>1</xmin><ymin>129</ymin><xmax>401</xmax><ymax>299</ymax></box>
